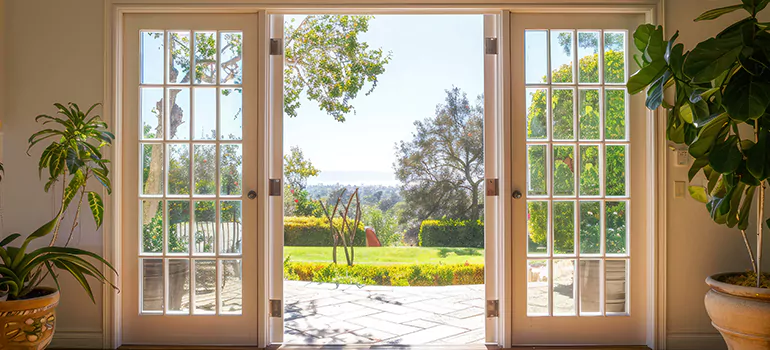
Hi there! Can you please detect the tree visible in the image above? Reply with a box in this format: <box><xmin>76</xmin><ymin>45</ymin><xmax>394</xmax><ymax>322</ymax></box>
<box><xmin>526</xmin><ymin>34</ymin><xmax>627</xmax><ymax>254</ymax></box>
<box><xmin>284</xmin><ymin>146</ymin><xmax>320</xmax><ymax>191</ymax></box>
<box><xmin>394</xmin><ymin>87</ymin><xmax>484</xmax><ymax>225</ymax></box>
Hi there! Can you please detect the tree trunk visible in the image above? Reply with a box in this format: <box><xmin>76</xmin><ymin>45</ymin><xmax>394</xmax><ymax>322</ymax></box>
<box><xmin>469</xmin><ymin>182</ymin><xmax>480</xmax><ymax>221</ymax></box>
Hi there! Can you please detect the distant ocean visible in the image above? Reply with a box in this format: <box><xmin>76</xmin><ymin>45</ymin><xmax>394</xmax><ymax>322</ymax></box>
<box><xmin>307</xmin><ymin>170</ymin><xmax>399</xmax><ymax>186</ymax></box>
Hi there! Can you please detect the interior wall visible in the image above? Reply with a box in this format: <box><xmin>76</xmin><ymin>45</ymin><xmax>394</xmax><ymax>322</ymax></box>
<box><xmin>2</xmin><ymin>0</ymin><xmax>106</xmax><ymax>348</ymax></box>
<box><xmin>1</xmin><ymin>0</ymin><xmax>769</xmax><ymax>349</ymax></box>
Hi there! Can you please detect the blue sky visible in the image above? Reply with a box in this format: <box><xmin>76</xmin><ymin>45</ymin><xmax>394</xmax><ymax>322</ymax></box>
<box><xmin>284</xmin><ymin>15</ymin><xmax>485</xmax><ymax>185</ymax></box>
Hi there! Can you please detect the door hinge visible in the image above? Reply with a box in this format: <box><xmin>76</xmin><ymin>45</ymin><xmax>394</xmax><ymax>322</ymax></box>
<box><xmin>269</xmin><ymin>179</ymin><xmax>282</xmax><ymax>196</ymax></box>
<box><xmin>486</xmin><ymin>299</ymin><xmax>499</xmax><ymax>318</ymax></box>
<box><xmin>270</xmin><ymin>299</ymin><xmax>282</xmax><ymax>317</ymax></box>
<box><xmin>485</xmin><ymin>178</ymin><xmax>499</xmax><ymax>196</ymax></box>
<box><xmin>485</xmin><ymin>37</ymin><xmax>498</xmax><ymax>55</ymax></box>
<box><xmin>270</xmin><ymin>38</ymin><xmax>283</xmax><ymax>55</ymax></box>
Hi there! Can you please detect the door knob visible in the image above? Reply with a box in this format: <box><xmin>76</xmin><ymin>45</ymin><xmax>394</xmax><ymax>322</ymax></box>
<box><xmin>247</xmin><ymin>190</ymin><xmax>257</xmax><ymax>200</ymax></box>
<box><xmin>512</xmin><ymin>190</ymin><xmax>522</xmax><ymax>199</ymax></box>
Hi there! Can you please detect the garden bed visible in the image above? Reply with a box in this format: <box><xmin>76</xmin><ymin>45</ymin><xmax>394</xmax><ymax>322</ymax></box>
<box><xmin>284</xmin><ymin>261</ymin><xmax>484</xmax><ymax>286</ymax></box>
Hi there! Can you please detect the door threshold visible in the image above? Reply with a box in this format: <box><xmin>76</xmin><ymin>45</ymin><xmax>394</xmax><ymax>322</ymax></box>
<box><xmin>115</xmin><ymin>345</ymin><xmax>649</xmax><ymax>350</ymax></box>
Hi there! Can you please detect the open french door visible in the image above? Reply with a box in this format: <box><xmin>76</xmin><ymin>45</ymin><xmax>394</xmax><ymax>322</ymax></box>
<box><xmin>121</xmin><ymin>13</ymin><xmax>260</xmax><ymax>345</ymax></box>
<box><xmin>509</xmin><ymin>12</ymin><xmax>649</xmax><ymax>345</ymax></box>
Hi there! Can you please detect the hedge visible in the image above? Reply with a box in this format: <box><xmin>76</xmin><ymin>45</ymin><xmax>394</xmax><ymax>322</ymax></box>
<box><xmin>284</xmin><ymin>216</ymin><xmax>366</xmax><ymax>247</ymax></box>
<box><xmin>284</xmin><ymin>262</ymin><xmax>484</xmax><ymax>286</ymax></box>
<box><xmin>419</xmin><ymin>219</ymin><xmax>484</xmax><ymax>248</ymax></box>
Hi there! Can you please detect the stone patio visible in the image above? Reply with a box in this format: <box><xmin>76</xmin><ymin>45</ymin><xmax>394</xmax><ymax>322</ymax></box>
<box><xmin>283</xmin><ymin>281</ymin><xmax>485</xmax><ymax>345</ymax></box>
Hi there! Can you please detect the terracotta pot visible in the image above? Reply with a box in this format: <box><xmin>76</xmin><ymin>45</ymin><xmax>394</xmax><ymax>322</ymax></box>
<box><xmin>705</xmin><ymin>273</ymin><xmax>770</xmax><ymax>350</ymax></box>
<box><xmin>0</xmin><ymin>287</ymin><xmax>59</xmax><ymax>350</ymax></box>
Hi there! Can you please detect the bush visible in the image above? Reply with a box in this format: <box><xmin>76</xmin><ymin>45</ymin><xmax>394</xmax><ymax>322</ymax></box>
<box><xmin>283</xmin><ymin>261</ymin><xmax>484</xmax><ymax>286</ymax></box>
<box><xmin>419</xmin><ymin>219</ymin><xmax>484</xmax><ymax>248</ymax></box>
<box><xmin>284</xmin><ymin>216</ymin><xmax>366</xmax><ymax>246</ymax></box>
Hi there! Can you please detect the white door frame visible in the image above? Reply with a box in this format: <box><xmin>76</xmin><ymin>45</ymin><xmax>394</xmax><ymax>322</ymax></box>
<box><xmin>104</xmin><ymin>2</ymin><xmax>664</xmax><ymax>349</ymax></box>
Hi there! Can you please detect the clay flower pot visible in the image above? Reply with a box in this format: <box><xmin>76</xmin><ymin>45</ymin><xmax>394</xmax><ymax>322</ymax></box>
<box><xmin>0</xmin><ymin>287</ymin><xmax>59</xmax><ymax>350</ymax></box>
<box><xmin>705</xmin><ymin>273</ymin><xmax>770</xmax><ymax>350</ymax></box>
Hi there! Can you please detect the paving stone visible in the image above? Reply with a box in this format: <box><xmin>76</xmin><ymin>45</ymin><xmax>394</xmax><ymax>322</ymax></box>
<box><xmin>347</xmin><ymin>315</ymin><xmax>422</xmax><ymax>335</ymax></box>
<box><xmin>445</xmin><ymin>306</ymin><xmax>484</xmax><ymax>319</ymax></box>
<box><xmin>436</xmin><ymin>327</ymin><xmax>486</xmax><ymax>344</ymax></box>
<box><xmin>403</xmin><ymin>319</ymin><xmax>441</xmax><ymax>329</ymax></box>
<box><xmin>386</xmin><ymin>324</ymin><xmax>469</xmax><ymax>345</ymax></box>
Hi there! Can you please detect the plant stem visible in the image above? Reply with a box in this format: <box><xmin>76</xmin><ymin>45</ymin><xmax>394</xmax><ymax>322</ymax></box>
<box><xmin>741</xmin><ymin>229</ymin><xmax>757</xmax><ymax>274</ymax></box>
<box><xmin>758</xmin><ymin>181</ymin><xmax>765</xmax><ymax>288</ymax></box>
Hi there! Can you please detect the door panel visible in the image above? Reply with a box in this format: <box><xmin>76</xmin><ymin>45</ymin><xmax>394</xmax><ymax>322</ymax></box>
<box><xmin>510</xmin><ymin>12</ymin><xmax>648</xmax><ymax>345</ymax></box>
<box><xmin>122</xmin><ymin>13</ymin><xmax>259</xmax><ymax>345</ymax></box>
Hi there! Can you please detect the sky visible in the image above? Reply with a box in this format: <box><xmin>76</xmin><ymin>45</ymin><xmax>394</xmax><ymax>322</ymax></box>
<box><xmin>283</xmin><ymin>15</ymin><xmax>485</xmax><ymax>185</ymax></box>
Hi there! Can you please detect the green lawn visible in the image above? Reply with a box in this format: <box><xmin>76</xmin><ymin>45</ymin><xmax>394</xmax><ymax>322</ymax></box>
<box><xmin>284</xmin><ymin>246</ymin><xmax>485</xmax><ymax>265</ymax></box>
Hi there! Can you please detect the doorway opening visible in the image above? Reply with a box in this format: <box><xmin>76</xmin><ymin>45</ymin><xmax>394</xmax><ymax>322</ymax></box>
<box><xmin>279</xmin><ymin>14</ymin><xmax>486</xmax><ymax>345</ymax></box>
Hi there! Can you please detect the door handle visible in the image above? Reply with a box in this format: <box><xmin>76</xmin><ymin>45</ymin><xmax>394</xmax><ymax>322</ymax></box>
<box><xmin>247</xmin><ymin>190</ymin><xmax>257</xmax><ymax>200</ymax></box>
<box><xmin>512</xmin><ymin>190</ymin><xmax>522</xmax><ymax>199</ymax></box>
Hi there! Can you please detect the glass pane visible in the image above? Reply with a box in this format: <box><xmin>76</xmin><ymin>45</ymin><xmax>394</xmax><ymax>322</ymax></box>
<box><xmin>577</xmin><ymin>31</ymin><xmax>600</xmax><ymax>83</ymax></box>
<box><xmin>142</xmin><ymin>259</ymin><xmax>164</xmax><ymax>312</ymax></box>
<box><xmin>527</xmin><ymin>145</ymin><xmax>547</xmax><ymax>196</ymax></box>
<box><xmin>220</xmin><ymin>32</ymin><xmax>243</xmax><ymax>84</ymax></box>
<box><xmin>168</xmin><ymin>31</ymin><xmax>191</xmax><ymax>84</ymax></box>
<box><xmin>194</xmin><ymin>144</ymin><xmax>216</xmax><ymax>195</ymax></box>
<box><xmin>141</xmin><ymin>144</ymin><xmax>164</xmax><ymax>195</ymax></box>
<box><xmin>605</xmin><ymin>260</ymin><xmax>628</xmax><ymax>313</ymax></box>
<box><xmin>579</xmin><ymin>145</ymin><xmax>600</xmax><ymax>196</ymax></box>
<box><xmin>167</xmin><ymin>200</ymin><xmax>190</xmax><ymax>254</ymax></box>
<box><xmin>553</xmin><ymin>259</ymin><xmax>576</xmax><ymax>316</ymax></box>
<box><xmin>220</xmin><ymin>89</ymin><xmax>243</xmax><ymax>140</ymax></box>
<box><xmin>221</xmin><ymin>259</ymin><xmax>243</xmax><ymax>314</ymax></box>
<box><xmin>220</xmin><ymin>144</ymin><xmax>242</xmax><ymax>196</ymax></box>
<box><xmin>141</xmin><ymin>32</ymin><xmax>164</xmax><ymax>84</ymax></box>
<box><xmin>167</xmin><ymin>259</ymin><xmax>190</xmax><ymax>313</ymax></box>
<box><xmin>605</xmin><ymin>89</ymin><xmax>626</xmax><ymax>140</ymax></box>
<box><xmin>194</xmin><ymin>260</ymin><xmax>216</xmax><ymax>314</ymax></box>
<box><xmin>606</xmin><ymin>201</ymin><xmax>627</xmax><ymax>254</ymax></box>
<box><xmin>220</xmin><ymin>201</ymin><xmax>242</xmax><ymax>254</ymax></box>
<box><xmin>579</xmin><ymin>259</ymin><xmax>601</xmax><ymax>314</ymax></box>
<box><xmin>606</xmin><ymin>145</ymin><xmax>627</xmax><ymax>196</ymax></box>
<box><xmin>141</xmin><ymin>200</ymin><xmax>163</xmax><ymax>254</ymax></box>
<box><xmin>194</xmin><ymin>32</ymin><xmax>217</xmax><ymax>84</ymax></box>
<box><xmin>525</xmin><ymin>30</ymin><xmax>548</xmax><ymax>84</ymax></box>
<box><xmin>168</xmin><ymin>144</ymin><xmax>190</xmax><ymax>195</ymax></box>
<box><xmin>579</xmin><ymin>89</ymin><xmax>600</xmax><ymax>140</ymax></box>
<box><xmin>527</xmin><ymin>201</ymin><xmax>548</xmax><ymax>255</ymax></box>
<box><xmin>579</xmin><ymin>201</ymin><xmax>601</xmax><ymax>255</ymax></box>
<box><xmin>527</xmin><ymin>260</ymin><xmax>549</xmax><ymax>316</ymax></box>
<box><xmin>551</xmin><ymin>30</ymin><xmax>574</xmax><ymax>83</ymax></box>
<box><xmin>553</xmin><ymin>201</ymin><xmax>575</xmax><ymax>255</ymax></box>
<box><xmin>604</xmin><ymin>32</ymin><xmax>626</xmax><ymax>84</ymax></box>
<box><xmin>193</xmin><ymin>88</ymin><xmax>216</xmax><ymax>140</ymax></box>
<box><xmin>553</xmin><ymin>145</ymin><xmax>575</xmax><ymax>196</ymax></box>
<box><xmin>140</xmin><ymin>88</ymin><xmax>163</xmax><ymax>140</ymax></box>
<box><xmin>167</xmin><ymin>88</ymin><xmax>190</xmax><ymax>140</ymax></box>
<box><xmin>526</xmin><ymin>88</ymin><xmax>548</xmax><ymax>140</ymax></box>
<box><xmin>194</xmin><ymin>201</ymin><xmax>216</xmax><ymax>254</ymax></box>
<box><xmin>552</xmin><ymin>89</ymin><xmax>574</xmax><ymax>140</ymax></box>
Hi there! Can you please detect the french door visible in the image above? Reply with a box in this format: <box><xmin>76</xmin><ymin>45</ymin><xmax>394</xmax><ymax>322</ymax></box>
<box><xmin>121</xmin><ymin>13</ymin><xmax>260</xmax><ymax>345</ymax></box>
<box><xmin>510</xmin><ymin>12</ymin><xmax>649</xmax><ymax>345</ymax></box>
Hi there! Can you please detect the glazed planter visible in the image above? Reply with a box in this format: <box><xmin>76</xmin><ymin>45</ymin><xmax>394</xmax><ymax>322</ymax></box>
<box><xmin>705</xmin><ymin>273</ymin><xmax>770</xmax><ymax>350</ymax></box>
<box><xmin>0</xmin><ymin>287</ymin><xmax>59</xmax><ymax>350</ymax></box>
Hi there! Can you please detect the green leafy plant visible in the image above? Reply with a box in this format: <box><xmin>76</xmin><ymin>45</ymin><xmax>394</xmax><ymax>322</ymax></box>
<box><xmin>0</xmin><ymin>102</ymin><xmax>118</xmax><ymax>301</ymax></box>
<box><xmin>628</xmin><ymin>1</ymin><xmax>770</xmax><ymax>287</ymax></box>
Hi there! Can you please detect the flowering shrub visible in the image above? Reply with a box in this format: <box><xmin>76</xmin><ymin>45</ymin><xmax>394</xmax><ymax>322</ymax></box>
<box><xmin>283</xmin><ymin>261</ymin><xmax>484</xmax><ymax>286</ymax></box>
<box><xmin>284</xmin><ymin>216</ymin><xmax>366</xmax><ymax>246</ymax></box>
<box><xmin>419</xmin><ymin>219</ymin><xmax>484</xmax><ymax>248</ymax></box>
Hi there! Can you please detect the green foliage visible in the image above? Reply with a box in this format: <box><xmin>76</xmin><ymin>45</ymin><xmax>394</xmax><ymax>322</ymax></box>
<box><xmin>628</xmin><ymin>4</ymin><xmax>770</xmax><ymax>235</ymax></box>
<box><xmin>283</xmin><ymin>216</ymin><xmax>366</xmax><ymax>247</ymax></box>
<box><xmin>284</xmin><ymin>15</ymin><xmax>392</xmax><ymax>121</ymax></box>
<box><xmin>419</xmin><ymin>219</ymin><xmax>484</xmax><ymax>248</ymax></box>
<box><xmin>361</xmin><ymin>205</ymin><xmax>403</xmax><ymax>246</ymax></box>
<box><xmin>283</xmin><ymin>261</ymin><xmax>484</xmax><ymax>286</ymax></box>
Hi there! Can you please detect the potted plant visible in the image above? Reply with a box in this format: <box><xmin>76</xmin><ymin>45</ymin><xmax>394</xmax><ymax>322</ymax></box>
<box><xmin>629</xmin><ymin>1</ymin><xmax>770</xmax><ymax>348</ymax></box>
<box><xmin>0</xmin><ymin>103</ymin><xmax>118</xmax><ymax>349</ymax></box>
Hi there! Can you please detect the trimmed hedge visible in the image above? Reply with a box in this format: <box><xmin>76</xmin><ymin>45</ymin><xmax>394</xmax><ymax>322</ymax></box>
<box><xmin>284</xmin><ymin>262</ymin><xmax>484</xmax><ymax>286</ymax></box>
<box><xmin>284</xmin><ymin>216</ymin><xmax>366</xmax><ymax>247</ymax></box>
<box><xmin>419</xmin><ymin>219</ymin><xmax>484</xmax><ymax>248</ymax></box>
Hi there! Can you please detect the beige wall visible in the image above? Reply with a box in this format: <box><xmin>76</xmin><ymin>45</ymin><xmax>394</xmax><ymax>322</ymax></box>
<box><xmin>1</xmin><ymin>0</ymin><xmax>768</xmax><ymax>349</ymax></box>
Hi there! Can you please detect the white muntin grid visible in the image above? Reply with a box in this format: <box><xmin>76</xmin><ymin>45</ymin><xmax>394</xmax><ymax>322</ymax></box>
<box><xmin>524</xmin><ymin>29</ymin><xmax>631</xmax><ymax>318</ymax></box>
<box><xmin>137</xmin><ymin>30</ymin><xmax>244</xmax><ymax>316</ymax></box>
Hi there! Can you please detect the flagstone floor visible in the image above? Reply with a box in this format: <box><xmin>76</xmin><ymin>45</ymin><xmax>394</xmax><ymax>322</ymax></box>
<box><xmin>283</xmin><ymin>281</ymin><xmax>485</xmax><ymax>345</ymax></box>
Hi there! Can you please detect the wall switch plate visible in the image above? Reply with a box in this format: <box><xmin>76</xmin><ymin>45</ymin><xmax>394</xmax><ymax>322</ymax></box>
<box><xmin>676</xmin><ymin>150</ymin><xmax>690</xmax><ymax>166</ymax></box>
<box><xmin>674</xmin><ymin>181</ymin><xmax>686</xmax><ymax>198</ymax></box>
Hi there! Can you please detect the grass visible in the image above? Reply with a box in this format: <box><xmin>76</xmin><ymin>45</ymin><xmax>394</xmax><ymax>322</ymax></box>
<box><xmin>284</xmin><ymin>246</ymin><xmax>484</xmax><ymax>265</ymax></box>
